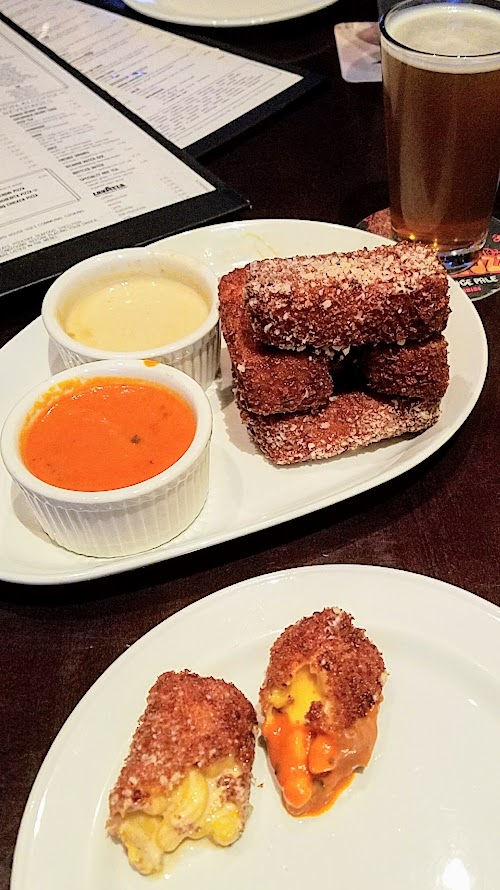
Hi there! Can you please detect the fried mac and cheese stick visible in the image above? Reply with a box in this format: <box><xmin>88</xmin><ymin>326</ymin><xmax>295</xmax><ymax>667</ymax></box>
<box><xmin>245</xmin><ymin>241</ymin><xmax>449</xmax><ymax>352</ymax></box>
<box><xmin>260</xmin><ymin>609</ymin><xmax>386</xmax><ymax>817</ymax></box>
<box><xmin>241</xmin><ymin>389</ymin><xmax>440</xmax><ymax>465</ymax></box>
<box><xmin>219</xmin><ymin>265</ymin><xmax>333</xmax><ymax>415</ymax></box>
<box><xmin>359</xmin><ymin>335</ymin><xmax>449</xmax><ymax>400</ymax></box>
<box><xmin>108</xmin><ymin>671</ymin><xmax>257</xmax><ymax>875</ymax></box>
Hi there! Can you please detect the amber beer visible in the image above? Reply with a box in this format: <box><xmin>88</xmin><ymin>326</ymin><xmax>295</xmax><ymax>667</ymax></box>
<box><xmin>381</xmin><ymin>0</ymin><xmax>500</xmax><ymax>270</ymax></box>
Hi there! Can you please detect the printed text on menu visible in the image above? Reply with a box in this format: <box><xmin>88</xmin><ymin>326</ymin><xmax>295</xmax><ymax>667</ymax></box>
<box><xmin>2</xmin><ymin>0</ymin><xmax>302</xmax><ymax>149</ymax></box>
<box><xmin>0</xmin><ymin>20</ymin><xmax>214</xmax><ymax>263</ymax></box>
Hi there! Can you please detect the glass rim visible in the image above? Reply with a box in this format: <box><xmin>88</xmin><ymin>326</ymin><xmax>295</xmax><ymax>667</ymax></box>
<box><xmin>380</xmin><ymin>0</ymin><xmax>500</xmax><ymax>61</ymax></box>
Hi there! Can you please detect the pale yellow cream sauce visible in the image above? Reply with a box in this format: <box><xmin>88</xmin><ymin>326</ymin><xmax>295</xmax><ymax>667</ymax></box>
<box><xmin>62</xmin><ymin>274</ymin><xmax>209</xmax><ymax>351</ymax></box>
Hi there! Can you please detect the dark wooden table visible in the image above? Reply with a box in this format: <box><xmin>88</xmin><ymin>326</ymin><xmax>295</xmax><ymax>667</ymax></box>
<box><xmin>1</xmin><ymin>1</ymin><xmax>499</xmax><ymax>887</ymax></box>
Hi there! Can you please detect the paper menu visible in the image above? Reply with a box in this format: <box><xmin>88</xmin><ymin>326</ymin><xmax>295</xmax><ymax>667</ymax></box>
<box><xmin>2</xmin><ymin>0</ymin><xmax>304</xmax><ymax>152</ymax></box>
<box><xmin>0</xmin><ymin>21</ymin><xmax>213</xmax><ymax>260</ymax></box>
<box><xmin>0</xmin><ymin>17</ymin><xmax>246</xmax><ymax>295</ymax></box>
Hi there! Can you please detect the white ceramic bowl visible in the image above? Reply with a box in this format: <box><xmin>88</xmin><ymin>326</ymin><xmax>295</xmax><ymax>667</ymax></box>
<box><xmin>41</xmin><ymin>247</ymin><xmax>220</xmax><ymax>390</ymax></box>
<box><xmin>0</xmin><ymin>360</ymin><xmax>212</xmax><ymax>558</ymax></box>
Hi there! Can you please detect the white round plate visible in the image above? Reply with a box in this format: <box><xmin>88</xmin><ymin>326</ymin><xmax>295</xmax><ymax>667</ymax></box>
<box><xmin>11</xmin><ymin>564</ymin><xmax>500</xmax><ymax>890</ymax></box>
<box><xmin>0</xmin><ymin>220</ymin><xmax>487</xmax><ymax>585</ymax></box>
<box><xmin>122</xmin><ymin>0</ymin><xmax>339</xmax><ymax>28</ymax></box>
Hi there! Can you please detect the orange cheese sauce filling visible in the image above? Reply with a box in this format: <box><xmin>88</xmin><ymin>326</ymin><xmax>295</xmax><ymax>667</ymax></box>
<box><xmin>263</xmin><ymin>713</ymin><xmax>314</xmax><ymax>812</ymax></box>
<box><xmin>263</xmin><ymin>714</ymin><xmax>350</xmax><ymax>815</ymax></box>
<box><xmin>262</xmin><ymin>711</ymin><xmax>371</xmax><ymax>817</ymax></box>
<box><xmin>20</xmin><ymin>376</ymin><xmax>196</xmax><ymax>491</ymax></box>
<box><xmin>262</xmin><ymin>666</ymin><xmax>379</xmax><ymax>817</ymax></box>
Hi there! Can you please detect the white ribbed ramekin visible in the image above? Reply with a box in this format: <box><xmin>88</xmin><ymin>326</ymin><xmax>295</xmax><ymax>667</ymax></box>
<box><xmin>0</xmin><ymin>360</ymin><xmax>212</xmax><ymax>557</ymax></box>
<box><xmin>41</xmin><ymin>247</ymin><xmax>220</xmax><ymax>390</ymax></box>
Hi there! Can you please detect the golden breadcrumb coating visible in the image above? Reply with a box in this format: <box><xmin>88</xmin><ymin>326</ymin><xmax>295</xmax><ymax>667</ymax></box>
<box><xmin>245</xmin><ymin>241</ymin><xmax>450</xmax><ymax>351</ymax></box>
<box><xmin>108</xmin><ymin>670</ymin><xmax>257</xmax><ymax>820</ymax></box>
<box><xmin>359</xmin><ymin>335</ymin><xmax>449</xmax><ymax>399</ymax></box>
<box><xmin>241</xmin><ymin>389</ymin><xmax>440</xmax><ymax>465</ymax></box>
<box><xmin>219</xmin><ymin>265</ymin><xmax>333</xmax><ymax>415</ymax></box>
<box><xmin>260</xmin><ymin>608</ymin><xmax>385</xmax><ymax>733</ymax></box>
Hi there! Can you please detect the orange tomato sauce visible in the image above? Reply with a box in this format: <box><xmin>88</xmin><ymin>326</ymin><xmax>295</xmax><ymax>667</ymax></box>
<box><xmin>20</xmin><ymin>376</ymin><xmax>196</xmax><ymax>492</ymax></box>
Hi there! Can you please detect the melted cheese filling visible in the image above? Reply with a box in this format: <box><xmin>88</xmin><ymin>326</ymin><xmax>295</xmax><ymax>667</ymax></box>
<box><xmin>262</xmin><ymin>666</ymin><xmax>378</xmax><ymax>817</ymax></box>
<box><xmin>115</xmin><ymin>758</ymin><xmax>243</xmax><ymax>875</ymax></box>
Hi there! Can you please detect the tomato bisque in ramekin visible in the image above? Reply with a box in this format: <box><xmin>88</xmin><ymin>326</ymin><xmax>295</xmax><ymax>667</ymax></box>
<box><xmin>0</xmin><ymin>360</ymin><xmax>212</xmax><ymax>557</ymax></box>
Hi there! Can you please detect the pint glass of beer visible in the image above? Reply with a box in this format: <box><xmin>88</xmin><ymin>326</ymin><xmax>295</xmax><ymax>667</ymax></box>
<box><xmin>380</xmin><ymin>0</ymin><xmax>500</xmax><ymax>271</ymax></box>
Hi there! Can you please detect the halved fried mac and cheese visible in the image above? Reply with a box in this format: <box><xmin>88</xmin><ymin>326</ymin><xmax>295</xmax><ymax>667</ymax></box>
<box><xmin>108</xmin><ymin>670</ymin><xmax>257</xmax><ymax>875</ymax></box>
<box><xmin>260</xmin><ymin>608</ymin><xmax>386</xmax><ymax>817</ymax></box>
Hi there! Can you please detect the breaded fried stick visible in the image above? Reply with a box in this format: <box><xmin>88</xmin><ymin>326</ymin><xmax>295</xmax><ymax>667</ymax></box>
<box><xmin>219</xmin><ymin>265</ymin><xmax>333</xmax><ymax>415</ymax></box>
<box><xmin>359</xmin><ymin>335</ymin><xmax>449</xmax><ymax>400</ymax></box>
<box><xmin>260</xmin><ymin>609</ymin><xmax>386</xmax><ymax>817</ymax></box>
<box><xmin>245</xmin><ymin>241</ymin><xmax>449</xmax><ymax>352</ymax></box>
<box><xmin>241</xmin><ymin>389</ymin><xmax>440</xmax><ymax>465</ymax></box>
<box><xmin>108</xmin><ymin>670</ymin><xmax>257</xmax><ymax>875</ymax></box>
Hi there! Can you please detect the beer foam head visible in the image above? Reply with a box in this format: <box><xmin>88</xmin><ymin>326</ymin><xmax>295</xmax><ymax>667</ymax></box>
<box><xmin>382</xmin><ymin>2</ymin><xmax>500</xmax><ymax>73</ymax></box>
